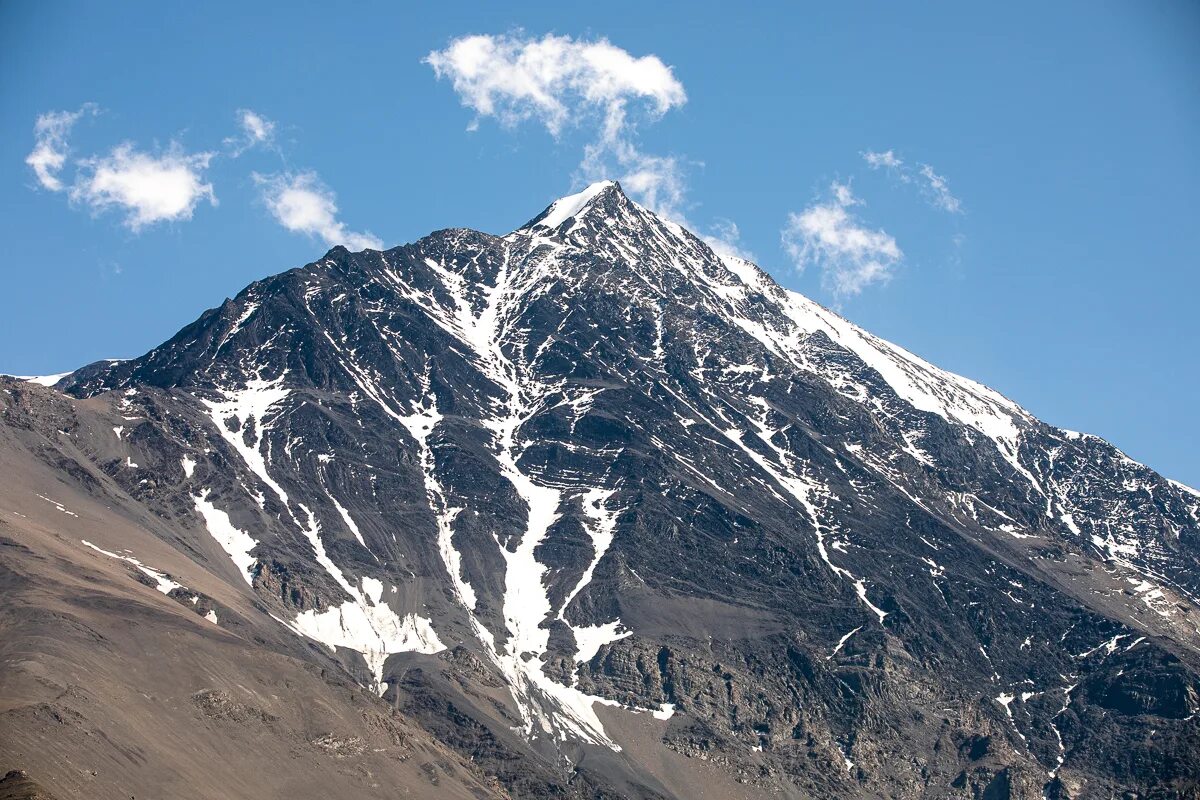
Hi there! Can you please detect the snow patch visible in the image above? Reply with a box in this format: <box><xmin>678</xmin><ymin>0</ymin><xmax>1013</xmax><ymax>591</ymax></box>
<box><xmin>199</xmin><ymin>376</ymin><xmax>292</xmax><ymax>507</ymax></box>
<box><xmin>274</xmin><ymin>496</ymin><xmax>447</xmax><ymax>694</ymax></box>
<box><xmin>288</xmin><ymin>603</ymin><xmax>445</xmax><ymax>694</ymax></box>
<box><xmin>572</xmin><ymin>620</ymin><xmax>632</xmax><ymax>663</ymax></box>
<box><xmin>81</xmin><ymin>539</ymin><xmax>182</xmax><ymax>595</ymax></box>
<box><xmin>830</xmin><ymin>625</ymin><xmax>862</xmax><ymax>658</ymax></box>
<box><xmin>193</xmin><ymin>490</ymin><xmax>258</xmax><ymax>585</ymax></box>
<box><xmin>533</xmin><ymin>181</ymin><xmax>615</xmax><ymax>231</ymax></box>
<box><xmin>652</xmin><ymin>703</ymin><xmax>676</xmax><ymax>720</ymax></box>
<box><xmin>560</xmin><ymin>488</ymin><xmax>632</xmax><ymax>662</ymax></box>
<box><xmin>9</xmin><ymin>372</ymin><xmax>72</xmax><ymax>387</ymax></box>
<box><xmin>330</xmin><ymin>493</ymin><xmax>367</xmax><ymax>549</ymax></box>
<box><xmin>36</xmin><ymin>494</ymin><xmax>78</xmax><ymax>517</ymax></box>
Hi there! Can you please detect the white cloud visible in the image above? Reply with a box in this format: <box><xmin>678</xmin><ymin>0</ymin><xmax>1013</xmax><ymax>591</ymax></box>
<box><xmin>226</xmin><ymin>109</ymin><xmax>277</xmax><ymax>156</ymax></box>
<box><xmin>25</xmin><ymin>104</ymin><xmax>96</xmax><ymax>191</ymax></box>
<box><xmin>862</xmin><ymin>149</ymin><xmax>963</xmax><ymax>214</ymax></box>
<box><xmin>70</xmin><ymin>143</ymin><xmax>217</xmax><ymax>230</ymax></box>
<box><xmin>255</xmin><ymin>171</ymin><xmax>382</xmax><ymax>251</ymax></box>
<box><xmin>426</xmin><ymin>33</ymin><xmax>685</xmax><ymax>138</ymax></box>
<box><xmin>781</xmin><ymin>182</ymin><xmax>902</xmax><ymax>297</ymax></box>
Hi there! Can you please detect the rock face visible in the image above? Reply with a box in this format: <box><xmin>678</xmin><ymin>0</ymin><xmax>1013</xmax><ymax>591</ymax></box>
<box><xmin>3</xmin><ymin>180</ymin><xmax>1199</xmax><ymax>799</ymax></box>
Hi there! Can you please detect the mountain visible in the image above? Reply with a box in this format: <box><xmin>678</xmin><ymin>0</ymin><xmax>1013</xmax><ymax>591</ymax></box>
<box><xmin>2</xmin><ymin>181</ymin><xmax>1198</xmax><ymax>799</ymax></box>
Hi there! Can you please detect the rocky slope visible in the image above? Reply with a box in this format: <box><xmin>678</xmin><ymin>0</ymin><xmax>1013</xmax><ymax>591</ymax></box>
<box><xmin>2</xmin><ymin>181</ymin><xmax>1198</xmax><ymax>799</ymax></box>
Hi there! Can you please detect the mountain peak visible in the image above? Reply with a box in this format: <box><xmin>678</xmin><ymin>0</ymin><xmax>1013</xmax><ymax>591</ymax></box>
<box><xmin>29</xmin><ymin>178</ymin><xmax>1200</xmax><ymax>799</ymax></box>
<box><xmin>519</xmin><ymin>180</ymin><xmax>625</xmax><ymax>232</ymax></box>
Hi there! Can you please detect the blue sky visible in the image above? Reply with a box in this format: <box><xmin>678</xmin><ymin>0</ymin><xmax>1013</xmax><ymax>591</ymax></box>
<box><xmin>2</xmin><ymin>1</ymin><xmax>1197</xmax><ymax>485</ymax></box>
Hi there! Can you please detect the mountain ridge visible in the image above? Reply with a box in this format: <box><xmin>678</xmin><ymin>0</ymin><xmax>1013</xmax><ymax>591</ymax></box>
<box><xmin>3</xmin><ymin>180</ymin><xmax>1198</xmax><ymax>799</ymax></box>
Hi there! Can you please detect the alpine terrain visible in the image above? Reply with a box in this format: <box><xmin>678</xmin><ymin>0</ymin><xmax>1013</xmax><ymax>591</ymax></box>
<box><xmin>2</xmin><ymin>181</ymin><xmax>1198</xmax><ymax>799</ymax></box>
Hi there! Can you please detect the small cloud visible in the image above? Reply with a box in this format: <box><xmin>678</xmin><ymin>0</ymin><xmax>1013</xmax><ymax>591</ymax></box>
<box><xmin>25</xmin><ymin>104</ymin><xmax>97</xmax><ymax>191</ymax></box>
<box><xmin>862</xmin><ymin>149</ymin><xmax>963</xmax><ymax>214</ymax></box>
<box><xmin>70</xmin><ymin>143</ymin><xmax>217</xmax><ymax>230</ymax></box>
<box><xmin>781</xmin><ymin>182</ymin><xmax>902</xmax><ymax>297</ymax></box>
<box><xmin>255</xmin><ymin>171</ymin><xmax>382</xmax><ymax>251</ymax></box>
<box><xmin>226</xmin><ymin>109</ymin><xmax>277</xmax><ymax>156</ymax></box>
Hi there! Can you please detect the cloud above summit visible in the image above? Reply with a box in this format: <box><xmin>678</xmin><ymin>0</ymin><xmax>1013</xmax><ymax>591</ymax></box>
<box><xmin>254</xmin><ymin>171</ymin><xmax>382</xmax><ymax>251</ymax></box>
<box><xmin>426</xmin><ymin>33</ymin><xmax>695</xmax><ymax>221</ymax></box>
<box><xmin>427</xmin><ymin>32</ymin><xmax>752</xmax><ymax>255</ymax></box>
<box><xmin>425</xmin><ymin>33</ymin><xmax>686</xmax><ymax>138</ymax></box>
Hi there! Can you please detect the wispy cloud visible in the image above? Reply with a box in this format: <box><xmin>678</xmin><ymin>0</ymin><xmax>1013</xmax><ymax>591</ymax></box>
<box><xmin>781</xmin><ymin>182</ymin><xmax>902</xmax><ymax>297</ymax></box>
<box><xmin>917</xmin><ymin>163</ymin><xmax>961</xmax><ymax>214</ymax></box>
<box><xmin>254</xmin><ymin>171</ymin><xmax>381</xmax><ymax>251</ymax></box>
<box><xmin>226</xmin><ymin>108</ymin><xmax>277</xmax><ymax>156</ymax></box>
<box><xmin>25</xmin><ymin>104</ymin><xmax>97</xmax><ymax>191</ymax></box>
<box><xmin>861</xmin><ymin>149</ymin><xmax>963</xmax><ymax>214</ymax></box>
<box><xmin>862</xmin><ymin>149</ymin><xmax>903</xmax><ymax>171</ymax></box>
<box><xmin>70</xmin><ymin>143</ymin><xmax>217</xmax><ymax>230</ymax></box>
